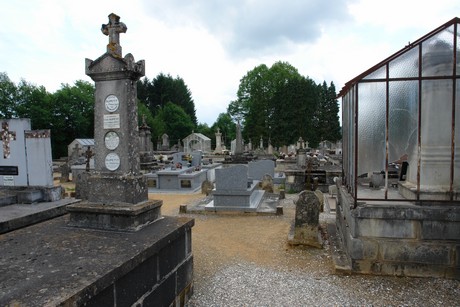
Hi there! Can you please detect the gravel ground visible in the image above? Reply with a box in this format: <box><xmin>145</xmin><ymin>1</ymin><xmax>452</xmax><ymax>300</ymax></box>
<box><xmin>162</xmin><ymin>193</ymin><xmax>460</xmax><ymax>306</ymax></box>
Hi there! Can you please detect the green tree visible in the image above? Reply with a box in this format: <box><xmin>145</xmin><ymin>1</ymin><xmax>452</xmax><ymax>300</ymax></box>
<box><xmin>230</xmin><ymin>61</ymin><xmax>303</xmax><ymax>147</ymax></box>
<box><xmin>316</xmin><ymin>81</ymin><xmax>341</xmax><ymax>143</ymax></box>
<box><xmin>49</xmin><ymin>80</ymin><xmax>94</xmax><ymax>158</ymax></box>
<box><xmin>138</xmin><ymin>101</ymin><xmax>155</xmax><ymax>129</ymax></box>
<box><xmin>14</xmin><ymin>80</ymin><xmax>53</xmax><ymax>130</ymax></box>
<box><xmin>271</xmin><ymin>76</ymin><xmax>319</xmax><ymax>147</ymax></box>
<box><xmin>0</xmin><ymin>72</ymin><xmax>18</xmax><ymax>118</ymax></box>
<box><xmin>211</xmin><ymin>112</ymin><xmax>236</xmax><ymax>149</ymax></box>
<box><xmin>138</xmin><ymin>73</ymin><xmax>197</xmax><ymax>126</ymax></box>
<box><xmin>152</xmin><ymin>102</ymin><xmax>194</xmax><ymax>147</ymax></box>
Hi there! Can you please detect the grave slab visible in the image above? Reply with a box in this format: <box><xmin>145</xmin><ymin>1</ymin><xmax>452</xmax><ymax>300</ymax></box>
<box><xmin>0</xmin><ymin>215</ymin><xmax>194</xmax><ymax>306</ymax></box>
<box><xmin>0</xmin><ymin>198</ymin><xmax>79</xmax><ymax>234</ymax></box>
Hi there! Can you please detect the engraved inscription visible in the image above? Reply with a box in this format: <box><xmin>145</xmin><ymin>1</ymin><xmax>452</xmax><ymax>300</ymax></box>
<box><xmin>104</xmin><ymin>114</ymin><xmax>120</xmax><ymax>129</ymax></box>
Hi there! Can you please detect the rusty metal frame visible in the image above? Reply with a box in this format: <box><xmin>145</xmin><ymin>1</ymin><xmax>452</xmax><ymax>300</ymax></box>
<box><xmin>342</xmin><ymin>18</ymin><xmax>460</xmax><ymax>207</ymax></box>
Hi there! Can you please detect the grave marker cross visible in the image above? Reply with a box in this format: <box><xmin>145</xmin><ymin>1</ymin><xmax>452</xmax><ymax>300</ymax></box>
<box><xmin>85</xmin><ymin>146</ymin><xmax>94</xmax><ymax>172</ymax></box>
<box><xmin>101</xmin><ymin>13</ymin><xmax>127</xmax><ymax>58</ymax></box>
<box><xmin>1</xmin><ymin>121</ymin><xmax>16</xmax><ymax>159</ymax></box>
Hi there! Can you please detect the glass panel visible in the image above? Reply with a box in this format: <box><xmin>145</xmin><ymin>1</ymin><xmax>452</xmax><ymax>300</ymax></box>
<box><xmin>457</xmin><ymin>26</ymin><xmax>460</xmax><ymax>75</ymax></box>
<box><xmin>422</xmin><ymin>26</ymin><xmax>454</xmax><ymax>77</ymax></box>
<box><xmin>344</xmin><ymin>85</ymin><xmax>356</xmax><ymax>196</ymax></box>
<box><xmin>455</xmin><ymin>79</ymin><xmax>460</xmax><ymax>192</ymax></box>
<box><xmin>389</xmin><ymin>46</ymin><xmax>419</xmax><ymax>78</ymax></box>
<box><xmin>354</xmin><ymin>85</ymin><xmax>358</xmax><ymax>198</ymax></box>
<box><xmin>357</xmin><ymin>82</ymin><xmax>386</xmax><ymax>199</ymax></box>
<box><xmin>419</xmin><ymin>80</ymin><xmax>452</xmax><ymax>191</ymax></box>
<box><xmin>388</xmin><ymin>81</ymin><xmax>418</xmax><ymax>191</ymax></box>
<box><xmin>342</xmin><ymin>93</ymin><xmax>349</xmax><ymax>182</ymax></box>
<box><xmin>363</xmin><ymin>65</ymin><xmax>386</xmax><ymax>80</ymax></box>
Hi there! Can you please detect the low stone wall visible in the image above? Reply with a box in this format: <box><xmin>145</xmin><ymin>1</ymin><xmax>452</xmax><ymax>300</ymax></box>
<box><xmin>0</xmin><ymin>216</ymin><xmax>195</xmax><ymax>306</ymax></box>
<box><xmin>335</xmin><ymin>184</ymin><xmax>460</xmax><ymax>279</ymax></box>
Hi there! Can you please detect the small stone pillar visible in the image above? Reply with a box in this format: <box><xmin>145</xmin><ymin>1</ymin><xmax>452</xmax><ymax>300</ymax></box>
<box><xmin>288</xmin><ymin>190</ymin><xmax>322</xmax><ymax>248</ymax></box>
<box><xmin>297</xmin><ymin>148</ymin><xmax>307</xmax><ymax>168</ymax></box>
<box><xmin>214</xmin><ymin>128</ymin><xmax>223</xmax><ymax>154</ymax></box>
<box><xmin>268</xmin><ymin>139</ymin><xmax>273</xmax><ymax>155</ymax></box>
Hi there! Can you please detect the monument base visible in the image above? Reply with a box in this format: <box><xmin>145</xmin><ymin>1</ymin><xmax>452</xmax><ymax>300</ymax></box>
<box><xmin>287</xmin><ymin>222</ymin><xmax>323</xmax><ymax>248</ymax></box>
<box><xmin>399</xmin><ymin>181</ymin><xmax>460</xmax><ymax>201</ymax></box>
<box><xmin>76</xmin><ymin>172</ymin><xmax>148</xmax><ymax>204</ymax></box>
<box><xmin>67</xmin><ymin>200</ymin><xmax>162</xmax><ymax>232</ymax></box>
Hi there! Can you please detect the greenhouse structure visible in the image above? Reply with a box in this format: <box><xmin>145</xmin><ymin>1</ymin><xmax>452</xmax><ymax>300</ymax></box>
<box><xmin>335</xmin><ymin>17</ymin><xmax>460</xmax><ymax>279</ymax></box>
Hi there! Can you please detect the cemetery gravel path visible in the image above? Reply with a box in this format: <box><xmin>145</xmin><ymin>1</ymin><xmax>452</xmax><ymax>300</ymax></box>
<box><xmin>150</xmin><ymin>193</ymin><xmax>460</xmax><ymax>306</ymax></box>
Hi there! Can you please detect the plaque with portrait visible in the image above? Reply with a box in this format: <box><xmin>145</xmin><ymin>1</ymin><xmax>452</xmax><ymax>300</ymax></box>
<box><xmin>105</xmin><ymin>153</ymin><xmax>120</xmax><ymax>171</ymax></box>
<box><xmin>104</xmin><ymin>131</ymin><xmax>120</xmax><ymax>150</ymax></box>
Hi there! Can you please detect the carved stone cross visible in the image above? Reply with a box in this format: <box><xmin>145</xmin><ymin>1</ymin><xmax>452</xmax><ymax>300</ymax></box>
<box><xmin>1</xmin><ymin>122</ymin><xmax>16</xmax><ymax>159</ymax></box>
<box><xmin>101</xmin><ymin>13</ymin><xmax>127</xmax><ymax>58</ymax></box>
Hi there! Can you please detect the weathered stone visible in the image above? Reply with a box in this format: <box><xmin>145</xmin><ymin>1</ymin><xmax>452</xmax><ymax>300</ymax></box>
<box><xmin>288</xmin><ymin>190</ymin><xmax>322</xmax><ymax>248</ymax></box>
<box><xmin>69</xmin><ymin>13</ymin><xmax>162</xmax><ymax>232</ymax></box>
<box><xmin>201</xmin><ymin>180</ymin><xmax>213</xmax><ymax>195</ymax></box>
<box><xmin>0</xmin><ymin>215</ymin><xmax>194</xmax><ymax>306</ymax></box>
<box><xmin>260</xmin><ymin>174</ymin><xmax>274</xmax><ymax>193</ymax></box>
<box><xmin>314</xmin><ymin>189</ymin><xmax>324</xmax><ymax>212</ymax></box>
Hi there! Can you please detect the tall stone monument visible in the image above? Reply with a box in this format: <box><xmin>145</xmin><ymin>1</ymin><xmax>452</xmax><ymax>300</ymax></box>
<box><xmin>214</xmin><ymin>128</ymin><xmax>223</xmax><ymax>154</ymax></box>
<box><xmin>235</xmin><ymin>121</ymin><xmax>243</xmax><ymax>154</ymax></box>
<box><xmin>68</xmin><ymin>13</ymin><xmax>161</xmax><ymax>231</ymax></box>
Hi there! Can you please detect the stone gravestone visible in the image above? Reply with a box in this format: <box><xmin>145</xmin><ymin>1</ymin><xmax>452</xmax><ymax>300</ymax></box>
<box><xmin>206</xmin><ymin>164</ymin><xmax>265</xmax><ymax>212</ymax></box>
<box><xmin>248</xmin><ymin>159</ymin><xmax>275</xmax><ymax>181</ymax></box>
<box><xmin>214</xmin><ymin>128</ymin><xmax>223</xmax><ymax>154</ymax></box>
<box><xmin>288</xmin><ymin>190</ymin><xmax>322</xmax><ymax>248</ymax></box>
<box><xmin>68</xmin><ymin>13</ymin><xmax>161</xmax><ymax>232</ymax></box>
<box><xmin>201</xmin><ymin>180</ymin><xmax>213</xmax><ymax>196</ymax></box>
<box><xmin>0</xmin><ymin>119</ymin><xmax>53</xmax><ymax>187</ymax></box>
<box><xmin>260</xmin><ymin>174</ymin><xmax>274</xmax><ymax>193</ymax></box>
<box><xmin>0</xmin><ymin>118</ymin><xmax>61</xmax><ymax>204</ymax></box>
<box><xmin>161</xmin><ymin>133</ymin><xmax>170</xmax><ymax>151</ymax></box>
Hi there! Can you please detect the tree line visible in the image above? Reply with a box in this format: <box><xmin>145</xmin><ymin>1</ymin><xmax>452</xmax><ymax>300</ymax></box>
<box><xmin>228</xmin><ymin>61</ymin><xmax>340</xmax><ymax>149</ymax></box>
<box><xmin>0</xmin><ymin>62</ymin><xmax>340</xmax><ymax>158</ymax></box>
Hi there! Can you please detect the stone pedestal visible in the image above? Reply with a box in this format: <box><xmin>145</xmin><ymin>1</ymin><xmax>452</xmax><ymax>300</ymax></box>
<box><xmin>69</xmin><ymin>13</ymin><xmax>161</xmax><ymax>231</ymax></box>
<box><xmin>67</xmin><ymin>200</ymin><xmax>162</xmax><ymax>232</ymax></box>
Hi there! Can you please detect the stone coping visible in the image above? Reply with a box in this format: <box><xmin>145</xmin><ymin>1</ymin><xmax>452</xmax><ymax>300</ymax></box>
<box><xmin>0</xmin><ymin>198</ymin><xmax>80</xmax><ymax>234</ymax></box>
<box><xmin>146</xmin><ymin>167</ymin><xmax>207</xmax><ymax>176</ymax></box>
<box><xmin>0</xmin><ymin>215</ymin><xmax>194</xmax><ymax>306</ymax></box>
<box><xmin>66</xmin><ymin>200</ymin><xmax>162</xmax><ymax>215</ymax></box>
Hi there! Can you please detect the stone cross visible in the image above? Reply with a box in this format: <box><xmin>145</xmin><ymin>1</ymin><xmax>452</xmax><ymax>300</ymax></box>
<box><xmin>101</xmin><ymin>13</ymin><xmax>127</xmax><ymax>58</ymax></box>
<box><xmin>1</xmin><ymin>121</ymin><xmax>16</xmax><ymax>159</ymax></box>
<box><xmin>85</xmin><ymin>146</ymin><xmax>94</xmax><ymax>172</ymax></box>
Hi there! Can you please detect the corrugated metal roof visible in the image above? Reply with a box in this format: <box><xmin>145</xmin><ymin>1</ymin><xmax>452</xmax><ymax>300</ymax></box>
<box><xmin>75</xmin><ymin>139</ymin><xmax>94</xmax><ymax>146</ymax></box>
<box><xmin>183</xmin><ymin>133</ymin><xmax>211</xmax><ymax>141</ymax></box>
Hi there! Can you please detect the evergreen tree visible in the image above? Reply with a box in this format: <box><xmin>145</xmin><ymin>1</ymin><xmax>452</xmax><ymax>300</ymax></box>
<box><xmin>316</xmin><ymin>81</ymin><xmax>341</xmax><ymax>143</ymax></box>
<box><xmin>137</xmin><ymin>73</ymin><xmax>197</xmax><ymax>126</ymax></box>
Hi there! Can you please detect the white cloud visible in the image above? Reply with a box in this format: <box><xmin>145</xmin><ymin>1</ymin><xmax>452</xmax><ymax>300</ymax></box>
<box><xmin>0</xmin><ymin>0</ymin><xmax>459</xmax><ymax>125</ymax></box>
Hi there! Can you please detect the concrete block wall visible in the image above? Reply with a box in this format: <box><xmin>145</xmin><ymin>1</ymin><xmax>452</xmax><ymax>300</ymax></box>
<box><xmin>336</xmin><ymin>185</ymin><xmax>460</xmax><ymax>279</ymax></box>
<box><xmin>82</xmin><ymin>220</ymin><xmax>194</xmax><ymax>306</ymax></box>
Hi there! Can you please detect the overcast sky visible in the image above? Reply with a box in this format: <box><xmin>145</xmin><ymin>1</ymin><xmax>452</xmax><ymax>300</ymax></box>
<box><xmin>1</xmin><ymin>0</ymin><xmax>459</xmax><ymax>125</ymax></box>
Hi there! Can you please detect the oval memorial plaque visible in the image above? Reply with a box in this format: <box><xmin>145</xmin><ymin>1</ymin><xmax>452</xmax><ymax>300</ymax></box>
<box><xmin>104</xmin><ymin>131</ymin><xmax>120</xmax><ymax>150</ymax></box>
<box><xmin>105</xmin><ymin>153</ymin><xmax>120</xmax><ymax>171</ymax></box>
<box><xmin>105</xmin><ymin>95</ymin><xmax>119</xmax><ymax>112</ymax></box>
